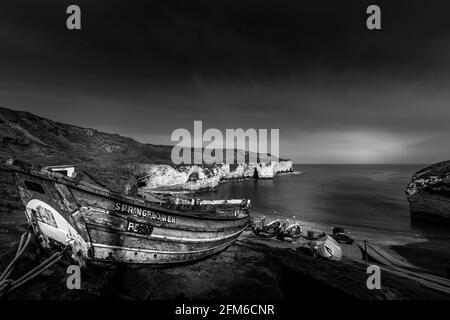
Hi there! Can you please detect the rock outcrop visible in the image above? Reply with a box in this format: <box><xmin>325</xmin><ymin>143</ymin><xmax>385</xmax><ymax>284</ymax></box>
<box><xmin>130</xmin><ymin>160</ymin><xmax>294</xmax><ymax>193</ymax></box>
<box><xmin>128</xmin><ymin>164</ymin><xmax>223</xmax><ymax>192</ymax></box>
<box><xmin>224</xmin><ymin>163</ymin><xmax>258</xmax><ymax>180</ymax></box>
<box><xmin>405</xmin><ymin>161</ymin><xmax>450</xmax><ymax>224</ymax></box>
<box><xmin>255</xmin><ymin>161</ymin><xmax>277</xmax><ymax>179</ymax></box>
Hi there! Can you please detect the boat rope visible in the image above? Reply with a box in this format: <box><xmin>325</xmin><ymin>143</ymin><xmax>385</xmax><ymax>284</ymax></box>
<box><xmin>0</xmin><ymin>230</ymin><xmax>65</xmax><ymax>298</ymax></box>
<box><xmin>0</xmin><ymin>231</ymin><xmax>32</xmax><ymax>282</ymax></box>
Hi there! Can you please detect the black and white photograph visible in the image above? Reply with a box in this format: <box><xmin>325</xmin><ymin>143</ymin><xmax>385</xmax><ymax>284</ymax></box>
<box><xmin>0</xmin><ymin>0</ymin><xmax>449</xmax><ymax>314</ymax></box>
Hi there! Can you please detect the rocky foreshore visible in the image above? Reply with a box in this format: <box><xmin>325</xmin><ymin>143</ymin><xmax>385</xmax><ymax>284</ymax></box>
<box><xmin>1</xmin><ymin>227</ymin><xmax>447</xmax><ymax>300</ymax></box>
<box><xmin>405</xmin><ymin>160</ymin><xmax>450</xmax><ymax>224</ymax></box>
<box><xmin>127</xmin><ymin>160</ymin><xmax>294</xmax><ymax>193</ymax></box>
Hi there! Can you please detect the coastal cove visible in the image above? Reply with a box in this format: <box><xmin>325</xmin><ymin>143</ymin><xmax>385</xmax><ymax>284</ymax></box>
<box><xmin>0</xmin><ymin>107</ymin><xmax>449</xmax><ymax>299</ymax></box>
<box><xmin>199</xmin><ymin>164</ymin><xmax>450</xmax><ymax>276</ymax></box>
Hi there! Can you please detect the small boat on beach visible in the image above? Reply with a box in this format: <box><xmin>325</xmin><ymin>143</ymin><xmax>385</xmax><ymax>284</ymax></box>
<box><xmin>331</xmin><ymin>227</ymin><xmax>354</xmax><ymax>244</ymax></box>
<box><xmin>252</xmin><ymin>217</ymin><xmax>281</xmax><ymax>237</ymax></box>
<box><xmin>1</xmin><ymin>160</ymin><xmax>250</xmax><ymax>266</ymax></box>
<box><xmin>278</xmin><ymin>221</ymin><xmax>302</xmax><ymax>239</ymax></box>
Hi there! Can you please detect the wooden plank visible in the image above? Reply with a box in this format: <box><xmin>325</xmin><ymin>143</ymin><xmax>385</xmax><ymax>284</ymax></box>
<box><xmin>88</xmin><ymin>226</ymin><xmax>242</xmax><ymax>254</ymax></box>
<box><xmin>55</xmin><ymin>183</ymin><xmax>79</xmax><ymax>213</ymax></box>
<box><xmin>72</xmin><ymin>189</ymin><xmax>248</xmax><ymax>232</ymax></box>
<box><xmin>71</xmin><ymin>187</ymin><xmax>248</xmax><ymax>221</ymax></box>
<box><xmin>359</xmin><ymin>243</ymin><xmax>450</xmax><ymax>291</ymax></box>
<box><xmin>91</xmin><ymin>237</ymin><xmax>238</xmax><ymax>264</ymax></box>
<box><xmin>87</xmin><ymin>224</ymin><xmax>245</xmax><ymax>244</ymax></box>
<box><xmin>82</xmin><ymin>209</ymin><xmax>248</xmax><ymax>236</ymax></box>
<box><xmin>367</xmin><ymin>244</ymin><xmax>424</xmax><ymax>271</ymax></box>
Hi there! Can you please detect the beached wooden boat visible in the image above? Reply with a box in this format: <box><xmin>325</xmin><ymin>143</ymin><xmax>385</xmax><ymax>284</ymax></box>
<box><xmin>2</xmin><ymin>161</ymin><xmax>250</xmax><ymax>266</ymax></box>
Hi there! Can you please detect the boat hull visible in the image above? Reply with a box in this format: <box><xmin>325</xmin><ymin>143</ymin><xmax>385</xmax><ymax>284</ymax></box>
<box><xmin>10</xmin><ymin>167</ymin><xmax>250</xmax><ymax>265</ymax></box>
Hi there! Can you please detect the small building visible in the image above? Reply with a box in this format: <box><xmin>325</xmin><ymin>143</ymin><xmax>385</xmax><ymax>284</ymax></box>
<box><xmin>43</xmin><ymin>165</ymin><xmax>76</xmax><ymax>178</ymax></box>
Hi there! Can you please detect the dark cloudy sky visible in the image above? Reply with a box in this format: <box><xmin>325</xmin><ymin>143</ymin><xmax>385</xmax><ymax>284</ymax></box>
<box><xmin>1</xmin><ymin>0</ymin><xmax>450</xmax><ymax>163</ymax></box>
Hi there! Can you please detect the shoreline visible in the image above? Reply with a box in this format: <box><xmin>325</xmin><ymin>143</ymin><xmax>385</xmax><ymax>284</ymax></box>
<box><xmin>133</xmin><ymin>161</ymin><xmax>295</xmax><ymax>195</ymax></box>
<box><xmin>140</xmin><ymin>170</ymin><xmax>299</xmax><ymax>195</ymax></box>
<box><xmin>1</xmin><ymin>169</ymin><xmax>449</xmax><ymax>299</ymax></box>
<box><xmin>1</xmin><ymin>194</ymin><xmax>449</xmax><ymax>300</ymax></box>
<box><xmin>247</xmin><ymin>209</ymin><xmax>450</xmax><ymax>281</ymax></box>
<box><xmin>1</xmin><ymin>227</ymin><xmax>448</xmax><ymax>300</ymax></box>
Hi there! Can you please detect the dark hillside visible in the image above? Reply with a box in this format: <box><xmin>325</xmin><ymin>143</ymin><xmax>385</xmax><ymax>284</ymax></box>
<box><xmin>0</xmin><ymin>106</ymin><xmax>173</xmax><ymax>191</ymax></box>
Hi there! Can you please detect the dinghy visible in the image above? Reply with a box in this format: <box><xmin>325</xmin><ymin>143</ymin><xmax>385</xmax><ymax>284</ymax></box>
<box><xmin>278</xmin><ymin>221</ymin><xmax>302</xmax><ymax>239</ymax></box>
<box><xmin>252</xmin><ymin>217</ymin><xmax>281</xmax><ymax>237</ymax></box>
<box><xmin>1</xmin><ymin>160</ymin><xmax>250</xmax><ymax>266</ymax></box>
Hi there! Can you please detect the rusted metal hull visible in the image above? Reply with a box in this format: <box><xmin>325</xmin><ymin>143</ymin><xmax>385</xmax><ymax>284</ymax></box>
<box><xmin>7</xmin><ymin>165</ymin><xmax>250</xmax><ymax>265</ymax></box>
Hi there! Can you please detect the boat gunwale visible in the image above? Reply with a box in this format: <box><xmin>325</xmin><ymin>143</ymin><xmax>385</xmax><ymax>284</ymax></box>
<box><xmin>3</xmin><ymin>164</ymin><xmax>251</xmax><ymax>222</ymax></box>
<box><xmin>84</xmin><ymin>208</ymin><xmax>248</xmax><ymax>233</ymax></box>
<box><xmin>86</xmin><ymin>223</ymin><xmax>249</xmax><ymax>244</ymax></box>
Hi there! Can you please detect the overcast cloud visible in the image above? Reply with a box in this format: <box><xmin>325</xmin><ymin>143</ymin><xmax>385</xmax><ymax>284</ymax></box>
<box><xmin>1</xmin><ymin>0</ymin><xmax>449</xmax><ymax>163</ymax></box>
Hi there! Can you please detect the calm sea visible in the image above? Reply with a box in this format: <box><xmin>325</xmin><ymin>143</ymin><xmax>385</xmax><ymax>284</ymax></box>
<box><xmin>200</xmin><ymin>164</ymin><xmax>450</xmax><ymax>245</ymax></box>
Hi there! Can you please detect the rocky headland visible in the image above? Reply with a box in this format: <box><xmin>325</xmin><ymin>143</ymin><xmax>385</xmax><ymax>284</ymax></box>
<box><xmin>405</xmin><ymin>160</ymin><xmax>450</xmax><ymax>224</ymax></box>
<box><xmin>128</xmin><ymin>160</ymin><xmax>293</xmax><ymax>193</ymax></box>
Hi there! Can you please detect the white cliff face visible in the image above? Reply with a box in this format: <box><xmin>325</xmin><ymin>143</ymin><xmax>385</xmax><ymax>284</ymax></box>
<box><xmin>221</xmin><ymin>163</ymin><xmax>258</xmax><ymax>180</ymax></box>
<box><xmin>243</xmin><ymin>163</ymin><xmax>258</xmax><ymax>178</ymax></box>
<box><xmin>129</xmin><ymin>160</ymin><xmax>293</xmax><ymax>192</ymax></box>
<box><xmin>274</xmin><ymin>160</ymin><xmax>293</xmax><ymax>173</ymax></box>
<box><xmin>256</xmin><ymin>161</ymin><xmax>277</xmax><ymax>178</ymax></box>
<box><xmin>136</xmin><ymin>164</ymin><xmax>189</xmax><ymax>188</ymax></box>
<box><xmin>184</xmin><ymin>173</ymin><xmax>222</xmax><ymax>191</ymax></box>
<box><xmin>255</xmin><ymin>160</ymin><xmax>293</xmax><ymax>178</ymax></box>
<box><xmin>128</xmin><ymin>164</ymin><xmax>220</xmax><ymax>191</ymax></box>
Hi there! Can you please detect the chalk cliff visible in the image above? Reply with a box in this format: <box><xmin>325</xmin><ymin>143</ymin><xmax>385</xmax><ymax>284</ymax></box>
<box><xmin>405</xmin><ymin>161</ymin><xmax>450</xmax><ymax>224</ymax></box>
<box><xmin>127</xmin><ymin>164</ymin><xmax>222</xmax><ymax>192</ymax></box>
<box><xmin>0</xmin><ymin>106</ymin><xmax>294</xmax><ymax>194</ymax></box>
<box><xmin>130</xmin><ymin>160</ymin><xmax>294</xmax><ymax>193</ymax></box>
